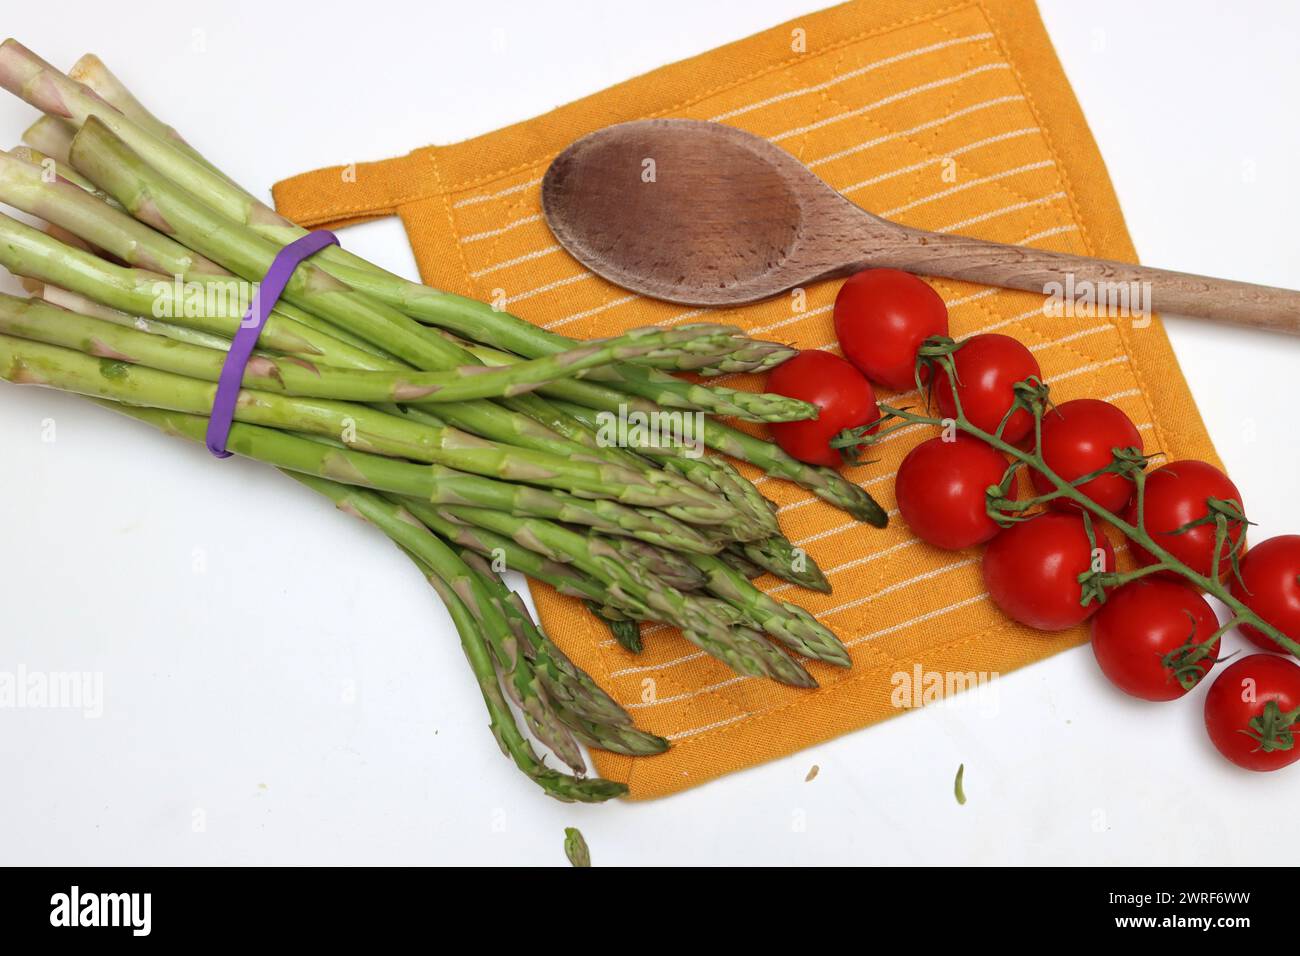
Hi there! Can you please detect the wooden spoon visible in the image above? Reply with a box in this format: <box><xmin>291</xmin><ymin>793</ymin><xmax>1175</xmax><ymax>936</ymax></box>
<box><xmin>541</xmin><ymin>119</ymin><xmax>1300</xmax><ymax>333</ymax></box>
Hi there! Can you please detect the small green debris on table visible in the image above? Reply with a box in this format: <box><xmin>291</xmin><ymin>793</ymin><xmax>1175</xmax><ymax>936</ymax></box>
<box><xmin>954</xmin><ymin>764</ymin><xmax>967</xmax><ymax>805</ymax></box>
<box><xmin>564</xmin><ymin>827</ymin><xmax>591</xmax><ymax>867</ymax></box>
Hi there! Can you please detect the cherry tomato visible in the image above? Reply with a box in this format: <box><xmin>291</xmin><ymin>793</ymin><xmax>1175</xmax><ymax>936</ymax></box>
<box><xmin>1090</xmin><ymin>579</ymin><xmax>1221</xmax><ymax>701</ymax></box>
<box><xmin>895</xmin><ymin>436</ymin><xmax>1008</xmax><ymax>550</ymax></box>
<box><xmin>1230</xmin><ymin>534</ymin><xmax>1300</xmax><ymax>656</ymax></box>
<box><xmin>1031</xmin><ymin>399</ymin><xmax>1143</xmax><ymax>512</ymax></box>
<box><xmin>933</xmin><ymin>334</ymin><xmax>1041</xmax><ymax>442</ymax></box>
<box><xmin>1125</xmin><ymin>460</ymin><xmax>1245</xmax><ymax>581</ymax></box>
<box><xmin>833</xmin><ymin>268</ymin><xmax>948</xmax><ymax>392</ymax></box>
<box><xmin>1204</xmin><ymin>654</ymin><xmax>1300</xmax><ymax>772</ymax></box>
<box><xmin>983</xmin><ymin>512</ymin><xmax>1115</xmax><ymax>631</ymax></box>
<box><xmin>766</xmin><ymin>351</ymin><xmax>880</xmax><ymax>467</ymax></box>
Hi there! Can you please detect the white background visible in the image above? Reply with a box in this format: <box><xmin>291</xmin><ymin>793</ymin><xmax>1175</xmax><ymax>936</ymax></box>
<box><xmin>1</xmin><ymin>1</ymin><xmax>1297</xmax><ymax>866</ymax></box>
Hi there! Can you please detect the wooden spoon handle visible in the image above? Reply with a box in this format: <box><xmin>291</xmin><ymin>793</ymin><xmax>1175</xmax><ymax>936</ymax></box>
<box><xmin>855</xmin><ymin>226</ymin><xmax>1300</xmax><ymax>334</ymax></box>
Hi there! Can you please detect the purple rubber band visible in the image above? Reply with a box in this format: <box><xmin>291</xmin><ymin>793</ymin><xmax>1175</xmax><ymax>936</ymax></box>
<box><xmin>206</xmin><ymin>230</ymin><xmax>339</xmax><ymax>458</ymax></box>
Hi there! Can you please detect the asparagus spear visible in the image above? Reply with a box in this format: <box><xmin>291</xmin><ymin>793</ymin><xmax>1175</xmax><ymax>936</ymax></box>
<box><xmin>300</xmin><ymin>475</ymin><xmax>596</xmax><ymax>771</ymax></box>
<box><xmin>568</xmin><ymin>357</ymin><xmax>814</xmax><ymax>423</ymax></box>
<box><xmin>719</xmin><ymin>547</ymin><xmax>767</xmax><ymax>580</ymax></box>
<box><xmin>95</xmin><ymin>400</ymin><xmax>718</xmax><ymax>553</ymax></box>
<box><xmin>0</xmin><ymin>211</ymin><xmax>388</xmax><ymax>368</ymax></box>
<box><xmin>732</xmin><ymin>535</ymin><xmax>834</xmax><ymax>593</ymax></box>
<box><xmin>32</xmin><ymin>281</ymin><xmax>250</xmax><ymax>352</ymax></box>
<box><xmin>401</xmin><ymin>499</ymin><xmax>634</xmax><ymax>612</ymax></box>
<box><xmin>0</xmin><ymin>291</ymin><xmax>748</xmax><ymax>406</ymax></box>
<box><xmin>0</xmin><ymin>332</ymin><xmax>714</xmax><ymax>509</ymax></box>
<box><xmin>433</xmin><ymin>505</ymin><xmax>817</xmax><ymax>688</ymax></box>
<box><xmin>16</xmin><ymin>121</ymin><xmax>785</xmax><ymax>392</ymax></box>
<box><xmin>661</xmin><ymin>456</ymin><xmax>781</xmax><ymax>539</ymax></box>
<box><xmin>316</xmin><ymin>478</ymin><xmax>667</xmax><ymax>758</ymax></box>
<box><xmin>67</xmin><ymin>44</ymin><xmax>795</xmax><ymax>385</ymax></box>
<box><xmin>288</xmin><ymin>472</ymin><xmax>629</xmax><ymax>799</ymax></box>
<box><xmin>688</xmin><ymin>554</ymin><xmax>850</xmax><ymax>667</ymax></box>
<box><xmin>67</xmin><ymin>53</ymin><xmax>223</xmax><ymax>176</ymax></box>
<box><xmin>6</xmin><ymin>44</ymin><xmax>795</xmax><ymax>390</ymax></box>
<box><xmin>545</xmin><ymin>381</ymin><xmax>887</xmax><ymax>526</ymax></box>
<box><xmin>462</xmin><ymin>340</ymin><xmax>814</xmax><ymax>424</ymax></box>
<box><xmin>494</xmin><ymin>392</ymin><xmax>773</xmax><ymax>540</ymax></box>
<box><xmin>415</xmin><ymin>555</ymin><xmax>626</xmax><ymax>802</ymax></box>
<box><xmin>384</xmin><ymin>403</ymin><xmax>739</xmax><ymax>528</ymax></box>
<box><xmin>691</xmin><ymin>340</ymin><xmax>797</xmax><ymax>376</ymax></box>
<box><xmin>453</xmin><ymin>549</ymin><xmax>665</xmax><ymax>752</ymax></box>
<box><xmin>0</xmin><ymin>148</ymin><xmax>223</xmax><ymax>274</ymax></box>
<box><xmin>600</xmin><ymin>537</ymin><xmax>708</xmax><ymax>592</ymax></box>
<box><xmin>306</xmin><ymin>263</ymin><xmax>807</xmax><ymax>408</ymax></box>
<box><xmin>21</xmin><ymin>115</ymin><xmax>75</xmax><ymax>163</ymax></box>
<box><xmin>9</xmin><ymin>145</ymin><xmax>113</xmax><ymax>200</ymax></box>
<box><xmin>687</xmin><ymin>345</ymin><xmax>794</xmax><ymax>375</ymax></box>
<box><xmin>82</xmin><ymin>39</ymin><xmax>785</xmax><ymax>388</ymax></box>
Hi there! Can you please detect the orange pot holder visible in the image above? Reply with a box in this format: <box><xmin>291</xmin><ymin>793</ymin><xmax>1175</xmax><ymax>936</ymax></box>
<box><xmin>273</xmin><ymin>0</ymin><xmax>1219</xmax><ymax>798</ymax></box>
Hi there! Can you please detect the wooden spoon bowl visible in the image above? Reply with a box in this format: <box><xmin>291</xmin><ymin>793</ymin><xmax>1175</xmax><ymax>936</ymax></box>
<box><xmin>543</xmin><ymin>120</ymin><xmax>810</xmax><ymax>304</ymax></box>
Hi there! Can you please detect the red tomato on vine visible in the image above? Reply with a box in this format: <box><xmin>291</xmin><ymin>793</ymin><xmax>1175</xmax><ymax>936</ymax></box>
<box><xmin>932</xmin><ymin>333</ymin><xmax>1041</xmax><ymax>443</ymax></box>
<box><xmin>1230</xmin><ymin>534</ymin><xmax>1300</xmax><ymax>656</ymax></box>
<box><xmin>1032</xmin><ymin>399</ymin><xmax>1144</xmax><ymax>513</ymax></box>
<box><xmin>766</xmin><ymin>350</ymin><xmax>880</xmax><ymax>467</ymax></box>
<box><xmin>895</xmin><ymin>435</ymin><xmax>1008</xmax><ymax>551</ymax></box>
<box><xmin>1204</xmin><ymin>654</ymin><xmax>1300</xmax><ymax>772</ymax></box>
<box><xmin>1125</xmin><ymin>460</ymin><xmax>1246</xmax><ymax>581</ymax></box>
<box><xmin>983</xmin><ymin>512</ymin><xmax>1116</xmax><ymax>631</ymax></box>
<box><xmin>1090</xmin><ymin>579</ymin><xmax>1222</xmax><ymax>701</ymax></box>
<box><xmin>833</xmin><ymin>268</ymin><xmax>948</xmax><ymax>392</ymax></box>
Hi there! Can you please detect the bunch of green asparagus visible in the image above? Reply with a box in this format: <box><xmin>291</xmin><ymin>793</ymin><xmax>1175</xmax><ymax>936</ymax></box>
<box><xmin>0</xmin><ymin>40</ymin><xmax>885</xmax><ymax>801</ymax></box>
